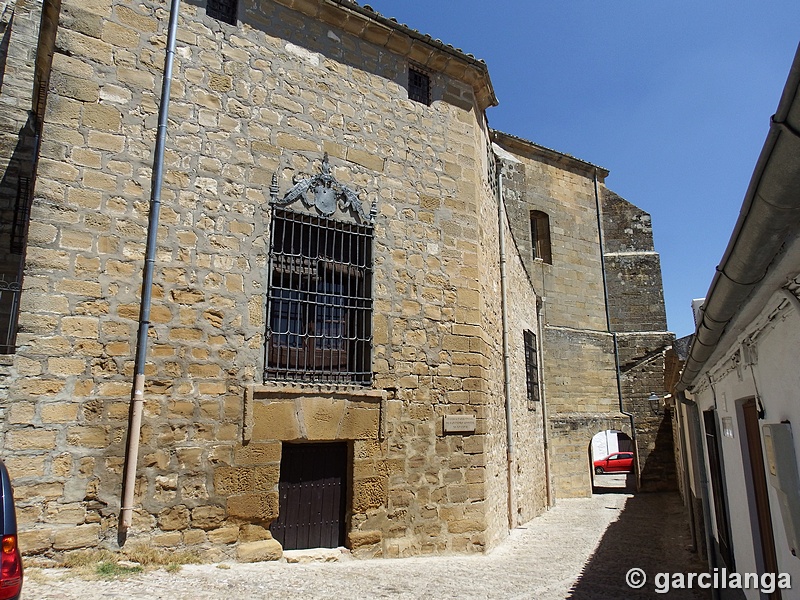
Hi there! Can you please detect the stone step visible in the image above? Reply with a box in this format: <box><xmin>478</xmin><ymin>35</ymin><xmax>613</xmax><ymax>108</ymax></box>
<box><xmin>282</xmin><ymin>547</ymin><xmax>350</xmax><ymax>564</ymax></box>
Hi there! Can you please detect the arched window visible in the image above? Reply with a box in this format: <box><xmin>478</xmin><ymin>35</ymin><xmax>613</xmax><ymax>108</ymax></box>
<box><xmin>530</xmin><ymin>210</ymin><xmax>552</xmax><ymax>264</ymax></box>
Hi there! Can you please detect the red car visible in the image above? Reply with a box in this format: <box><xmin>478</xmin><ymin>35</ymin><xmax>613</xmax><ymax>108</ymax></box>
<box><xmin>593</xmin><ymin>452</ymin><xmax>634</xmax><ymax>474</ymax></box>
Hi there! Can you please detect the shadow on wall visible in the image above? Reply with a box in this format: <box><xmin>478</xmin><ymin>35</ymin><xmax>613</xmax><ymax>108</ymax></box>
<box><xmin>0</xmin><ymin>114</ymin><xmax>38</xmax><ymax>353</ymax></box>
<box><xmin>640</xmin><ymin>410</ymin><xmax>679</xmax><ymax>492</ymax></box>
<box><xmin>566</xmin><ymin>492</ymin><xmax>710</xmax><ymax>599</ymax></box>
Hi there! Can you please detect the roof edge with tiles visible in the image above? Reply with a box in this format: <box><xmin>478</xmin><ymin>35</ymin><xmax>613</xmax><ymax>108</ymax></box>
<box><xmin>271</xmin><ymin>0</ymin><xmax>499</xmax><ymax>110</ymax></box>
<box><xmin>491</xmin><ymin>129</ymin><xmax>610</xmax><ymax>180</ymax></box>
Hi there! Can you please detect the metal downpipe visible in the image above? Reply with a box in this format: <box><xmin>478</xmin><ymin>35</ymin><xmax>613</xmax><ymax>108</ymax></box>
<box><xmin>537</xmin><ymin>298</ymin><xmax>553</xmax><ymax>508</ymax></box>
<box><xmin>593</xmin><ymin>170</ymin><xmax>639</xmax><ymax>488</ymax></box>
<box><xmin>119</xmin><ymin>0</ymin><xmax>181</xmax><ymax>540</ymax></box>
<box><xmin>497</xmin><ymin>167</ymin><xmax>516</xmax><ymax>529</ymax></box>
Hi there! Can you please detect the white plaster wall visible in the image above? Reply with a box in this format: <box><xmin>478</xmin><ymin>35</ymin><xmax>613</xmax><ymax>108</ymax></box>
<box><xmin>692</xmin><ymin>295</ymin><xmax>800</xmax><ymax>599</ymax></box>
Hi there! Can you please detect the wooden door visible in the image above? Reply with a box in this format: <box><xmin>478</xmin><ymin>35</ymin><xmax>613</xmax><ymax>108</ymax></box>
<box><xmin>743</xmin><ymin>399</ymin><xmax>781</xmax><ymax>599</ymax></box>
<box><xmin>271</xmin><ymin>442</ymin><xmax>348</xmax><ymax>550</ymax></box>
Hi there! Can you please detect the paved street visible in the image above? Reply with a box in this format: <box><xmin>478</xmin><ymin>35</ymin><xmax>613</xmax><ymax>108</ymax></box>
<box><xmin>24</xmin><ymin>490</ymin><xmax>708</xmax><ymax>599</ymax></box>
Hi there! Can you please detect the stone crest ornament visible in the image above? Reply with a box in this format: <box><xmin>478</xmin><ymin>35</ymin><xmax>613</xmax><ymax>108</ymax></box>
<box><xmin>270</xmin><ymin>153</ymin><xmax>377</xmax><ymax>224</ymax></box>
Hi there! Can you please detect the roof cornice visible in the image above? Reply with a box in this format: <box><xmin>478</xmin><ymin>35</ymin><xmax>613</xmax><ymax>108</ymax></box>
<box><xmin>491</xmin><ymin>129</ymin><xmax>609</xmax><ymax>179</ymax></box>
<box><xmin>271</xmin><ymin>0</ymin><xmax>498</xmax><ymax>110</ymax></box>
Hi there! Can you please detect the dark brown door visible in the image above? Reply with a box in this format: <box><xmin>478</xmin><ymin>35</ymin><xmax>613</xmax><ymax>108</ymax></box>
<box><xmin>743</xmin><ymin>399</ymin><xmax>781</xmax><ymax>600</ymax></box>
<box><xmin>703</xmin><ymin>409</ymin><xmax>734</xmax><ymax>567</ymax></box>
<box><xmin>271</xmin><ymin>442</ymin><xmax>348</xmax><ymax>550</ymax></box>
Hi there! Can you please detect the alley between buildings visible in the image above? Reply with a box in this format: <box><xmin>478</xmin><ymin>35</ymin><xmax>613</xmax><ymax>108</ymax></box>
<box><xmin>25</xmin><ymin>489</ymin><xmax>708</xmax><ymax>600</ymax></box>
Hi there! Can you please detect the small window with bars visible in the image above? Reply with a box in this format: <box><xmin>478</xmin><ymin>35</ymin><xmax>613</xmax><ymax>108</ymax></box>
<box><xmin>265</xmin><ymin>207</ymin><xmax>374</xmax><ymax>385</ymax></box>
<box><xmin>207</xmin><ymin>0</ymin><xmax>237</xmax><ymax>25</ymax></box>
<box><xmin>523</xmin><ymin>330</ymin><xmax>540</xmax><ymax>407</ymax></box>
<box><xmin>408</xmin><ymin>67</ymin><xmax>431</xmax><ymax>106</ymax></box>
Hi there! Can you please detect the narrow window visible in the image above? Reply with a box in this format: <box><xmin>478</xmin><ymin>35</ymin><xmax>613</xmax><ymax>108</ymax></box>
<box><xmin>530</xmin><ymin>210</ymin><xmax>552</xmax><ymax>264</ymax></box>
<box><xmin>408</xmin><ymin>67</ymin><xmax>431</xmax><ymax>106</ymax></box>
<box><xmin>523</xmin><ymin>330</ymin><xmax>540</xmax><ymax>406</ymax></box>
<box><xmin>265</xmin><ymin>207</ymin><xmax>374</xmax><ymax>385</ymax></box>
<box><xmin>207</xmin><ymin>0</ymin><xmax>237</xmax><ymax>25</ymax></box>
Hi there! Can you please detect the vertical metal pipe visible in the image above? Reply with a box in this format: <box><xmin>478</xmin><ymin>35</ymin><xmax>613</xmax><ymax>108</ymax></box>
<box><xmin>497</xmin><ymin>167</ymin><xmax>516</xmax><ymax>529</ymax></box>
<box><xmin>593</xmin><ymin>170</ymin><xmax>639</xmax><ymax>489</ymax></box>
<box><xmin>536</xmin><ymin>298</ymin><xmax>553</xmax><ymax>508</ymax></box>
<box><xmin>119</xmin><ymin>0</ymin><xmax>181</xmax><ymax>538</ymax></box>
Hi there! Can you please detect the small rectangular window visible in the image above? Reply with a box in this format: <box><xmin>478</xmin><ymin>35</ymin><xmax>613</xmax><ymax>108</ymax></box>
<box><xmin>207</xmin><ymin>0</ymin><xmax>237</xmax><ymax>25</ymax></box>
<box><xmin>408</xmin><ymin>67</ymin><xmax>431</xmax><ymax>106</ymax></box>
<box><xmin>530</xmin><ymin>210</ymin><xmax>552</xmax><ymax>264</ymax></box>
<box><xmin>524</xmin><ymin>330</ymin><xmax>540</xmax><ymax>407</ymax></box>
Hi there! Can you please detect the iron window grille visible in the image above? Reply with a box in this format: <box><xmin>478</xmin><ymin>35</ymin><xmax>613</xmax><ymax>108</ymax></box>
<box><xmin>523</xmin><ymin>329</ymin><xmax>540</xmax><ymax>406</ymax></box>
<box><xmin>265</xmin><ymin>207</ymin><xmax>374</xmax><ymax>385</ymax></box>
<box><xmin>10</xmin><ymin>177</ymin><xmax>30</xmax><ymax>255</ymax></box>
<box><xmin>207</xmin><ymin>0</ymin><xmax>237</xmax><ymax>25</ymax></box>
<box><xmin>408</xmin><ymin>67</ymin><xmax>431</xmax><ymax>106</ymax></box>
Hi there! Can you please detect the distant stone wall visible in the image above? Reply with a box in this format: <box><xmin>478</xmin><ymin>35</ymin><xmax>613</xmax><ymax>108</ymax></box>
<box><xmin>542</xmin><ymin>327</ymin><xmax>620</xmax><ymax>497</ymax></box>
<box><xmin>602</xmin><ymin>188</ymin><xmax>675</xmax><ymax>491</ymax></box>
<box><xmin>601</xmin><ymin>188</ymin><xmax>668</xmax><ymax>333</ymax></box>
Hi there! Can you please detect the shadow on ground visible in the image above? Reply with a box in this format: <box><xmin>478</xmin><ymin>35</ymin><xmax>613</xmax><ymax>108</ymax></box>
<box><xmin>591</xmin><ymin>472</ymin><xmax>635</xmax><ymax>494</ymax></box>
<box><xmin>567</xmin><ymin>491</ymin><xmax>710</xmax><ymax>599</ymax></box>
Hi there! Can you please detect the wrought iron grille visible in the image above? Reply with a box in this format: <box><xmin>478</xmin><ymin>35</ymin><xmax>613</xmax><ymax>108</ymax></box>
<box><xmin>523</xmin><ymin>330</ymin><xmax>540</xmax><ymax>405</ymax></box>
<box><xmin>0</xmin><ymin>276</ymin><xmax>21</xmax><ymax>354</ymax></box>
<box><xmin>10</xmin><ymin>177</ymin><xmax>30</xmax><ymax>255</ymax></box>
<box><xmin>408</xmin><ymin>67</ymin><xmax>431</xmax><ymax>106</ymax></box>
<box><xmin>265</xmin><ymin>207</ymin><xmax>373</xmax><ymax>385</ymax></box>
<box><xmin>207</xmin><ymin>0</ymin><xmax>237</xmax><ymax>25</ymax></box>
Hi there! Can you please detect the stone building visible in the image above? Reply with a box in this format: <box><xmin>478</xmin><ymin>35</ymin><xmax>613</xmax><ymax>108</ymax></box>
<box><xmin>0</xmin><ymin>0</ymin><xmax>671</xmax><ymax>560</ymax></box>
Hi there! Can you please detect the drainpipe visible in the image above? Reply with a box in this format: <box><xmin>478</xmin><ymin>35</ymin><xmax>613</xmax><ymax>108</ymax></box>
<box><xmin>119</xmin><ymin>0</ymin><xmax>181</xmax><ymax>539</ymax></box>
<box><xmin>593</xmin><ymin>170</ymin><xmax>639</xmax><ymax>488</ymax></box>
<box><xmin>497</xmin><ymin>166</ymin><xmax>516</xmax><ymax>529</ymax></box>
<box><xmin>537</xmin><ymin>297</ymin><xmax>553</xmax><ymax>508</ymax></box>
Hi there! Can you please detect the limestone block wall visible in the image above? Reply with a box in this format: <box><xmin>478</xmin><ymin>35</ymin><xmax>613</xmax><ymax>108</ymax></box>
<box><xmin>492</xmin><ymin>134</ymin><xmax>608</xmax><ymax>333</ymax></box>
<box><xmin>2</xmin><ymin>0</ymin><xmax>527</xmax><ymax>560</ymax></box>
<box><xmin>501</xmin><ymin>204</ymin><xmax>548</xmax><ymax>526</ymax></box>
<box><xmin>549</xmin><ymin>413</ymin><xmax>632</xmax><ymax>498</ymax></box>
<box><xmin>616</xmin><ymin>331</ymin><xmax>677</xmax><ymax>491</ymax></box>
<box><xmin>602</xmin><ymin>188</ymin><xmax>675</xmax><ymax>490</ymax></box>
<box><xmin>542</xmin><ymin>327</ymin><xmax>620</xmax><ymax>497</ymax></box>
<box><xmin>601</xmin><ymin>188</ymin><xmax>668</xmax><ymax>333</ymax></box>
<box><xmin>493</xmin><ymin>134</ymin><xmax>675</xmax><ymax>496</ymax></box>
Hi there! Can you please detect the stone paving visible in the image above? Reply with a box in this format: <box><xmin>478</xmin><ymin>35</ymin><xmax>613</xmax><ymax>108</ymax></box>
<box><xmin>23</xmin><ymin>490</ymin><xmax>709</xmax><ymax>599</ymax></box>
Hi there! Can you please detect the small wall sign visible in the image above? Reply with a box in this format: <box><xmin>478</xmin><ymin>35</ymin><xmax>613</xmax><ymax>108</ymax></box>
<box><xmin>443</xmin><ymin>415</ymin><xmax>476</xmax><ymax>434</ymax></box>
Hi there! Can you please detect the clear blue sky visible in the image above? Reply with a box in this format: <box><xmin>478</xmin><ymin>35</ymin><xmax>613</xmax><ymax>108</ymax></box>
<box><xmin>365</xmin><ymin>0</ymin><xmax>800</xmax><ymax>338</ymax></box>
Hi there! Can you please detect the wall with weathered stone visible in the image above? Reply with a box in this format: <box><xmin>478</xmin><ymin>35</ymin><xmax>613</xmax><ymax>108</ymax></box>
<box><xmin>3</xmin><ymin>0</ymin><xmax>544</xmax><ymax>560</ymax></box>
<box><xmin>502</xmin><ymin>204</ymin><xmax>548</xmax><ymax>526</ymax></box>
<box><xmin>602</xmin><ymin>189</ymin><xmax>675</xmax><ymax>491</ymax></box>
<box><xmin>602</xmin><ymin>189</ymin><xmax>668</xmax><ymax>333</ymax></box>
<box><xmin>491</xmin><ymin>134</ymin><xmax>625</xmax><ymax>498</ymax></box>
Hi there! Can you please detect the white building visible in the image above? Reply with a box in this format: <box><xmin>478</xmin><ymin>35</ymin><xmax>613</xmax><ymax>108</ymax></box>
<box><xmin>675</xmin><ymin>45</ymin><xmax>800</xmax><ymax>599</ymax></box>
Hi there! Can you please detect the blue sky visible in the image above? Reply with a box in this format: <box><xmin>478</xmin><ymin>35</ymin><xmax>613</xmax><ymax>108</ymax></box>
<box><xmin>365</xmin><ymin>0</ymin><xmax>800</xmax><ymax>338</ymax></box>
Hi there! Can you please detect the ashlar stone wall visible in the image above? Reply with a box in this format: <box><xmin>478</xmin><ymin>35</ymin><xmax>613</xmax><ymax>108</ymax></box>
<box><xmin>492</xmin><ymin>133</ymin><xmax>623</xmax><ymax>498</ymax></box>
<box><xmin>3</xmin><ymin>0</ymin><xmax>549</xmax><ymax>560</ymax></box>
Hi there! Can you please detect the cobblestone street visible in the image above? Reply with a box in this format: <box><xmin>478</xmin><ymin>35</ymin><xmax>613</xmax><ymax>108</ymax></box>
<box><xmin>24</xmin><ymin>490</ymin><xmax>708</xmax><ymax>599</ymax></box>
